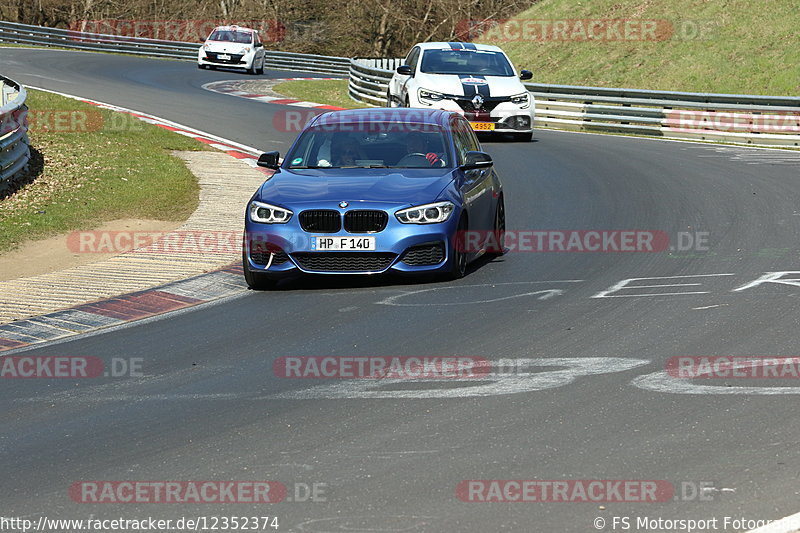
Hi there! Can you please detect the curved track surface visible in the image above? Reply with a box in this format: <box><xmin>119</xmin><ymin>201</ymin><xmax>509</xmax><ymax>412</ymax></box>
<box><xmin>3</xmin><ymin>49</ymin><xmax>800</xmax><ymax>532</ymax></box>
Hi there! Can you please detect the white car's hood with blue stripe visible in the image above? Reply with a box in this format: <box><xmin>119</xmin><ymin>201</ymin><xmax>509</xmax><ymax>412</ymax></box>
<box><xmin>414</xmin><ymin>72</ymin><xmax>527</xmax><ymax>98</ymax></box>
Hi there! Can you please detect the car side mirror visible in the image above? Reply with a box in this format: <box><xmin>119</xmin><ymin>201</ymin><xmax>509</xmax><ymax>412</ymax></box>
<box><xmin>396</xmin><ymin>65</ymin><xmax>413</xmax><ymax>76</ymax></box>
<box><xmin>257</xmin><ymin>151</ymin><xmax>281</xmax><ymax>170</ymax></box>
<box><xmin>461</xmin><ymin>151</ymin><xmax>493</xmax><ymax>170</ymax></box>
<box><xmin>519</xmin><ymin>69</ymin><xmax>533</xmax><ymax>80</ymax></box>
<box><xmin>255</xmin><ymin>42</ymin><xmax>263</xmax><ymax>48</ymax></box>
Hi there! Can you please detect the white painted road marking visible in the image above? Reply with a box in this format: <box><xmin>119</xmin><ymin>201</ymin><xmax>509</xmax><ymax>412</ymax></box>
<box><xmin>733</xmin><ymin>271</ymin><xmax>800</xmax><ymax>292</ymax></box>
<box><xmin>376</xmin><ymin>281</ymin><xmax>583</xmax><ymax>307</ymax></box>
<box><xmin>592</xmin><ymin>273</ymin><xmax>736</xmax><ymax>298</ymax></box>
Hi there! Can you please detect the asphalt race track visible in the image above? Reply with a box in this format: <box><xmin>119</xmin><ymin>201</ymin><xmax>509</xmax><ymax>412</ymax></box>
<box><xmin>3</xmin><ymin>48</ymin><xmax>800</xmax><ymax>532</ymax></box>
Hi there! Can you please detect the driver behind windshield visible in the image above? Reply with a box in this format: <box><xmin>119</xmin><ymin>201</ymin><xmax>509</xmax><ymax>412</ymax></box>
<box><xmin>404</xmin><ymin>132</ymin><xmax>445</xmax><ymax>167</ymax></box>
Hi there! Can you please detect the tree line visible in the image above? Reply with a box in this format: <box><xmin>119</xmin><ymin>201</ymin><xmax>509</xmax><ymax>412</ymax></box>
<box><xmin>1</xmin><ymin>0</ymin><xmax>535</xmax><ymax>57</ymax></box>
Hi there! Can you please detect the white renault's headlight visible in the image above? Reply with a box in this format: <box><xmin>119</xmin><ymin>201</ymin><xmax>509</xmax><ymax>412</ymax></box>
<box><xmin>203</xmin><ymin>44</ymin><xmax>210</xmax><ymax>50</ymax></box>
<box><xmin>418</xmin><ymin>88</ymin><xmax>445</xmax><ymax>103</ymax></box>
<box><xmin>241</xmin><ymin>47</ymin><xmax>251</xmax><ymax>54</ymax></box>
<box><xmin>510</xmin><ymin>92</ymin><xmax>530</xmax><ymax>108</ymax></box>
<box><xmin>396</xmin><ymin>201</ymin><xmax>455</xmax><ymax>224</ymax></box>
<box><xmin>249</xmin><ymin>201</ymin><xmax>293</xmax><ymax>224</ymax></box>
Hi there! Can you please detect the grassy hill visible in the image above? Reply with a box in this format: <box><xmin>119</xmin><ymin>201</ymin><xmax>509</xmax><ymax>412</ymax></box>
<box><xmin>477</xmin><ymin>0</ymin><xmax>799</xmax><ymax>95</ymax></box>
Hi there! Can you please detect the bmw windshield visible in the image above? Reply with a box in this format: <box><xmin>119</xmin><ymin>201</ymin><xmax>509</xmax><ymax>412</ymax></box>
<box><xmin>284</xmin><ymin>124</ymin><xmax>453</xmax><ymax>169</ymax></box>
<box><xmin>420</xmin><ymin>49</ymin><xmax>516</xmax><ymax>76</ymax></box>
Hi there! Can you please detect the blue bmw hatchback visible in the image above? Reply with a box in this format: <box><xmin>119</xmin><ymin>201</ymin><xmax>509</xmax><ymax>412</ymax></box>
<box><xmin>243</xmin><ymin>108</ymin><xmax>505</xmax><ymax>289</ymax></box>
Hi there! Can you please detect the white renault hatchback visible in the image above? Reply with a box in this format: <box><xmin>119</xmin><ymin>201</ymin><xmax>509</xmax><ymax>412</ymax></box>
<box><xmin>387</xmin><ymin>42</ymin><xmax>534</xmax><ymax>141</ymax></box>
<box><xmin>198</xmin><ymin>25</ymin><xmax>265</xmax><ymax>75</ymax></box>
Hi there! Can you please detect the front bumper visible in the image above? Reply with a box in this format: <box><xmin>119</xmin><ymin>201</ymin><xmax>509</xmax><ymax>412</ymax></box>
<box><xmin>244</xmin><ymin>206</ymin><xmax>460</xmax><ymax>276</ymax></box>
<box><xmin>197</xmin><ymin>50</ymin><xmax>254</xmax><ymax>68</ymax></box>
<box><xmin>414</xmin><ymin>96</ymin><xmax>535</xmax><ymax>133</ymax></box>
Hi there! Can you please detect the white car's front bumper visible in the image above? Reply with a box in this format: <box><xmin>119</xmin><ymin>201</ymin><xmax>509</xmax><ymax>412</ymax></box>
<box><xmin>197</xmin><ymin>49</ymin><xmax>255</xmax><ymax>69</ymax></box>
<box><xmin>412</xmin><ymin>95</ymin><xmax>535</xmax><ymax>133</ymax></box>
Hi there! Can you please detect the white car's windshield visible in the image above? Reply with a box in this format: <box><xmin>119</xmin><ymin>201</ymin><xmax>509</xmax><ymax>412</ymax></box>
<box><xmin>207</xmin><ymin>30</ymin><xmax>253</xmax><ymax>44</ymax></box>
<box><xmin>420</xmin><ymin>49</ymin><xmax>515</xmax><ymax>76</ymax></box>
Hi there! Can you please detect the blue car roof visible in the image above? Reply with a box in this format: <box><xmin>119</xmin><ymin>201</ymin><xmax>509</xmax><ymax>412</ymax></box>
<box><xmin>309</xmin><ymin>108</ymin><xmax>455</xmax><ymax>129</ymax></box>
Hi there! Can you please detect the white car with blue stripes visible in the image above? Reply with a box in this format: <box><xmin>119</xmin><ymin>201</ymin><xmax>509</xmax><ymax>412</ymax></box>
<box><xmin>387</xmin><ymin>42</ymin><xmax>535</xmax><ymax>141</ymax></box>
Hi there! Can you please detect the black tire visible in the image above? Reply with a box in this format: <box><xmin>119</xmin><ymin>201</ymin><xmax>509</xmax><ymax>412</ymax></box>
<box><xmin>512</xmin><ymin>131</ymin><xmax>533</xmax><ymax>142</ymax></box>
<box><xmin>443</xmin><ymin>216</ymin><xmax>468</xmax><ymax>281</ymax></box>
<box><xmin>256</xmin><ymin>57</ymin><xmax>264</xmax><ymax>75</ymax></box>
<box><xmin>404</xmin><ymin>96</ymin><xmax>410</xmax><ymax>108</ymax></box>
<box><xmin>386</xmin><ymin>90</ymin><xmax>395</xmax><ymax>107</ymax></box>
<box><xmin>198</xmin><ymin>64</ymin><xmax>205</xmax><ymax>69</ymax></box>
<box><xmin>490</xmin><ymin>196</ymin><xmax>506</xmax><ymax>257</ymax></box>
<box><xmin>242</xmin><ymin>249</ymin><xmax>279</xmax><ymax>290</ymax></box>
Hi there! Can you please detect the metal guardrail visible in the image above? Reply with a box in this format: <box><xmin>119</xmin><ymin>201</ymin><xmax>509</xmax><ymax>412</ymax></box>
<box><xmin>0</xmin><ymin>75</ymin><xmax>30</xmax><ymax>195</ymax></box>
<box><xmin>348</xmin><ymin>59</ymin><xmax>800</xmax><ymax>147</ymax></box>
<box><xmin>0</xmin><ymin>20</ymin><xmax>350</xmax><ymax>76</ymax></box>
<box><xmin>348</xmin><ymin>58</ymin><xmax>404</xmax><ymax>106</ymax></box>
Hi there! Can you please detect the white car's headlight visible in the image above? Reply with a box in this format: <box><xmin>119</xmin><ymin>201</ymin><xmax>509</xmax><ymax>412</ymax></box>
<box><xmin>396</xmin><ymin>201</ymin><xmax>455</xmax><ymax>224</ymax></box>
<box><xmin>249</xmin><ymin>201</ymin><xmax>293</xmax><ymax>224</ymax></box>
<box><xmin>510</xmin><ymin>92</ymin><xmax>530</xmax><ymax>108</ymax></box>
<box><xmin>202</xmin><ymin>44</ymin><xmax>210</xmax><ymax>50</ymax></box>
<box><xmin>241</xmin><ymin>47</ymin><xmax>251</xmax><ymax>54</ymax></box>
<box><xmin>418</xmin><ymin>88</ymin><xmax>445</xmax><ymax>103</ymax></box>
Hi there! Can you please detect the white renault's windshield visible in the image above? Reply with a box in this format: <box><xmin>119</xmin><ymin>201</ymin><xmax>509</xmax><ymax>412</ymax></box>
<box><xmin>420</xmin><ymin>49</ymin><xmax>515</xmax><ymax>76</ymax></box>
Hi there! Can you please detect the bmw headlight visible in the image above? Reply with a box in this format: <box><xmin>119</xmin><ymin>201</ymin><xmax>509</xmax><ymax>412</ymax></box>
<box><xmin>510</xmin><ymin>92</ymin><xmax>530</xmax><ymax>108</ymax></box>
<box><xmin>249</xmin><ymin>201</ymin><xmax>293</xmax><ymax>224</ymax></box>
<box><xmin>418</xmin><ymin>88</ymin><xmax>445</xmax><ymax>103</ymax></box>
<box><xmin>396</xmin><ymin>201</ymin><xmax>454</xmax><ymax>224</ymax></box>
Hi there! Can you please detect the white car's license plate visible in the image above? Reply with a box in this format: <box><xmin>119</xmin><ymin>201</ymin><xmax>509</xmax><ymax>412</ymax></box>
<box><xmin>218</xmin><ymin>54</ymin><xmax>231</xmax><ymax>60</ymax></box>
<box><xmin>313</xmin><ymin>236</ymin><xmax>376</xmax><ymax>251</ymax></box>
<box><xmin>470</xmin><ymin>122</ymin><xmax>495</xmax><ymax>131</ymax></box>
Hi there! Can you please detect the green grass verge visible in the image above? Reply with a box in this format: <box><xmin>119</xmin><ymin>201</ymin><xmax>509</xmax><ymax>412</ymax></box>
<box><xmin>480</xmin><ymin>0</ymin><xmax>799</xmax><ymax>95</ymax></box>
<box><xmin>272</xmin><ymin>79</ymin><xmax>369</xmax><ymax>109</ymax></box>
<box><xmin>0</xmin><ymin>89</ymin><xmax>206</xmax><ymax>253</ymax></box>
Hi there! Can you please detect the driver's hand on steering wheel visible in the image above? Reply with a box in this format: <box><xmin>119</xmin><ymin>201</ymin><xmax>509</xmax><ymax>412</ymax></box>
<box><xmin>425</xmin><ymin>152</ymin><xmax>442</xmax><ymax>166</ymax></box>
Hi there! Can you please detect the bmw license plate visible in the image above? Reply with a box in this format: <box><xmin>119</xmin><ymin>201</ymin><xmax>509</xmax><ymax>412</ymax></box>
<box><xmin>313</xmin><ymin>236</ymin><xmax>376</xmax><ymax>251</ymax></box>
<box><xmin>218</xmin><ymin>54</ymin><xmax>231</xmax><ymax>60</ymax></box>
<box><xmin>470</xmin><ymin>122</ymin><xmax>495</xmax><ymax>131</ymax></box>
